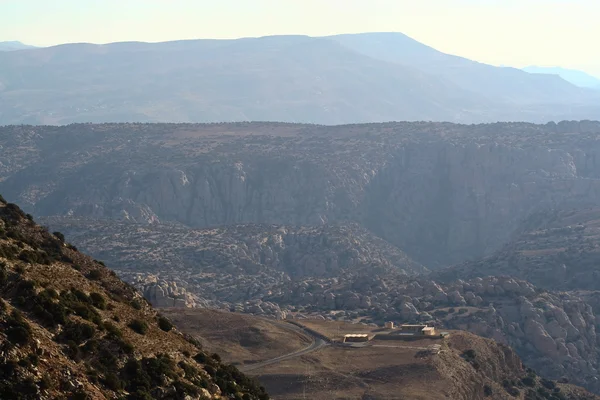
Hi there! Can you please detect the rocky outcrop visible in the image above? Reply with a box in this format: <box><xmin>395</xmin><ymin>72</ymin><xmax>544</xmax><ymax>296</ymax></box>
<box><xmin>435</xmin><ymin>207</ymin><xmax>600</xmax><ymax>290</ymax></box>
<box><xmin>3</xmin><ymin>121</ymin><xmax>600</xmax><ymax>267</ymax></box>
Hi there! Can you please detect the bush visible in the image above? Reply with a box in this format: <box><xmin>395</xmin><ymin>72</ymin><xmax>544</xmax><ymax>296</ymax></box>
<box><xmin>521</xmin><ymin>376</ymin><xmax>536</xmax><ymax>387</ymax></box>
<box><xmin>462</xmin><ymin>349</ymin><xmax>476</xmax><ymax>360</ymax></box>
<box><xmin>483</xmin><ymin>385</ymin><xmax>492</xmax><ymax>397</ymax></box>
<box><xmin>39</xmin><ymin>374</ymin><xmax>53</xmax><ymax>390</ymax></box>
<box><xmin>458</xmin><ymin>308</ymin><xmax>469</xmax><ymax>314</ymax></box>
<box><xmin>60</xmin><ymin>321</ymin><xmax>96</xmax><ymax>345</ymax></box>
<box><xmin>540</xmin><ymin>379</ymin><xmax>556</xmax><ymax>390</ymax></box>
<box><xmin>157</xmin><ymin>316</ymin><xmax>173</xmax><ymax>332</ymax></box>
<box><xmin>131</xmin><ymin>299</ymin><xmax>143</xmax><ymax>310</ymax></box>
<box><xmin>104</xmin><ymin>322</ymin><xmax>123</xmax><ymax>338</ymax></box>
<box><xmin>102</xmin><ymin>372</ymin><xmax>123</xmax><ymax>391</ymax></box>
<box><xmin>193</xmin><ymin>352</ymin><xmax>208</xmax><ymax>364</ymax></box>
<box><xmin>87</xmin><ymin>270</ymin><xmax>103</xmax><ymax>281</ymax></box>
<box><xmin>6</xmin><ymin>310</ymin><xmax>33</xmax><ymax>346</ymax></box>
<box><xmin>90</xmin><ymin>292</ymin><xmax>107</xmax><ymax>310</ymax></box>
<box><xmin>53</xmin><ymin>231</ymin><xmax>65</xmax><ymax>242</ymax></box>
<box><xmin>128</xmin><ymin>319</ymin><xmax>149</xmax><ymax>335</ymax></box>
<box><xmin>505</xmin><ymin>386</ymin><xmax>520</xmax><ymax>397</ymax></box>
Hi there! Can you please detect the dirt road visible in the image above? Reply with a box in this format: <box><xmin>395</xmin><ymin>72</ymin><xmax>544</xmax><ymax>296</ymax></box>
<box><xmin>239</xmin><ymin>320</ymin><xmax>328</xmax><ymax>372</ymax></box>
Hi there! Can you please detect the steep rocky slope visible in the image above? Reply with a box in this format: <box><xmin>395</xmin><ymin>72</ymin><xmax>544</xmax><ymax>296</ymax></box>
<box><xmin>40</xmin><ymin>218</ymin><xmax>425</xmax><ymax>310</ymax></box>
<box><xmin>0</xmin><ymin>196</ymin><xmax>269</xmax><ymax>399</ymax></box>
<box><xmin>4</xmin><ymin>121</ymin><xmax>600</xmax><ymax>267</ymax></box>
<box><xmin>435</xmin><ymin>207</ymin><xmax>600</xmax><ymax>290</ymax></box>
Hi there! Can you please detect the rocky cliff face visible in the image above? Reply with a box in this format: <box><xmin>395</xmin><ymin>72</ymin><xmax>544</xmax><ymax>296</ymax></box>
<box><xmin>3</xmin><ymin>121</ymin><xmax>600</xmax><ymax>267</ymax></box>
<box><xmin>434</xmin><ymin>207</ymin><xmax>600</xmax><ymax>290</ymax></box>
<box><xmin>40</xmin><ymin>218</ymin><xmax>425</xmax><ymax>309</ymax></box>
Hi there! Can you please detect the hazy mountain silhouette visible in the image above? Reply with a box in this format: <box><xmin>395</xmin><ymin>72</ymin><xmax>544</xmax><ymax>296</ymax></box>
<box><xmin>523</xmin><ymin>66</ymin><xmax>600</xmax><ymax>89</ymax></box>
<box><xmin>329</xmin><ymin>32</ymin><xmax>593</xmax><ymax>104</ymax></box>
<box><xmin>0</xmin><ymin>41</ymin><xmax>37</xmax><ymax>51</ymax></box>
<box><xmin>0</xmin><ymin>34</ymin><xmax>598</xmax><ymax>125</ymax></box>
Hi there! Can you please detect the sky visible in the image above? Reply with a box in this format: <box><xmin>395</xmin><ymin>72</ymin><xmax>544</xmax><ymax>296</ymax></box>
<box><xmin>1</xmin><ymin>0</ymin><xmax>599</xmax><ymax>76</ymax></box>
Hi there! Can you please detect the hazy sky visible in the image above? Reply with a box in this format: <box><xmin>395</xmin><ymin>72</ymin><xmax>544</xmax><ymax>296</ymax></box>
<box><xmin>2</xmin><ymin>0</ymin><xmax>599</xmax><ymax>75</ymax></box>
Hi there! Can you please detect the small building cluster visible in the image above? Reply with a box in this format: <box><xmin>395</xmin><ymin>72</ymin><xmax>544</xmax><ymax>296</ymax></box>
<box><xmin>342</xmin><ymin>333</ymin><xmax>370</xmax><ymax>343</ymax></box>
<box><xmin>341</xmin><ymin>322</ymin><xmax>444</xmax><ymax>344</ymax></box>
<box><xmin>398</xmin><ymin>324</ymin><xmax>437</xmax><ymax>336</ymax></box>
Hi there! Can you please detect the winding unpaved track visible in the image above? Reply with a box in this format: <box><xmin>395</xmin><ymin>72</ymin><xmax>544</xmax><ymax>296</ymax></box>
<box><xmin>239</xmin><ymin>320</ymin><xmax>328</xmax><ymax>372</ymax></box>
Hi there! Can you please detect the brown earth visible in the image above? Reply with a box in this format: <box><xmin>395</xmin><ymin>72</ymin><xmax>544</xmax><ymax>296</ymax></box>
<box><xmin>161</xmin><ymin>308</ymin><xmax>311</xmax><ymax>366</ymax></box>
<box><xmin>164</xmin><ymin>308</ymin><xmax>598</xmax><ymax>400</ymax></box>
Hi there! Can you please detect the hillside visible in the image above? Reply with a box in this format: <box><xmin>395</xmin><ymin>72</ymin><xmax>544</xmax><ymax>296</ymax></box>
<box><xmin>523</xmin><ymin>66</ymin><xmax>600</xmax><ymax>89</ymax></box>
<box><xmin>331</xmin><ymin>33</ymin><xmax>594</xmax><ymax>105</ymax></box>
<box><xmin>0</xmin><ymin>41</ymin><xmax>37</xmax><ymax>51</ymax></box>
<box><xmin>1</xmin><ymin>34</ymin><xmax>599</xmax><ymax>125</ymax></box>
<box><xmin>434</xmin><ymin>207</ymin><xmax>600</xmax><ymax>290</ymax></box>
<box><xmin>39</xmin><ymin>218</ymin><xmax>426</xmax><ymax>309</ymax></box>
<box><xmin>0</xmin><ymin>36</ymin><xmax>490</xmax><ymax>125</ymax></box>
<box><xmin>4</xmin><ymin>121</ymin><xmax>600</xmax><ymax>267</ymax></box>
<box><xmin>162</xmin><ymin>309</ymin><xmax>599</xmax><ymax>400</ymax></box>
<box><xmin>35</xmin><ymin>213</ymin><xmax>600</xmax><ymax>393</ymax></box>
<box><xmin>0</xmin><ymin>196</ymin><xmax>269</xmax><ymax>399</ymax></box>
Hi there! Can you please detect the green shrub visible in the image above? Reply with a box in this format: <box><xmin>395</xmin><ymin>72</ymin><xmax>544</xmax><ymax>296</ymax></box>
<box><xmin>60</xmin><ymin>321</ymin><xmax>96</xmax><ymax>345</ymax></box>
<box><xmin>104</xmin><ymin>322</ymin><xmax>123</xmax><ymax>338</ymax></box>
<box><xmin>193</xmin><ymin>352</ymin><xmax>208</xmax><ymax>364</ymax></box>
<box><xmin>540</xmin><ymin>379</ymin><xmax>556</xmax><ymax>390</ymax></box>
<box><xmin>71</xmin><ymin>288</ymin><xmax>91</xmax><ymax>303</ymax></box>
<box><xmin>462</xmin><ymin>349</ymin><xmax>476</xmax><ymax>360</ymax></box>
<box><xmin>157</xmin><ymin>316</ymin><xmax>173</xmax><ymax>332</ymax></box>
<box><xmin>131</xmin><ymin>299</ymin><xmax>143</xmax><ymax>310</ymax></box>
<box><xmin>65</xmin><ymin>340</ymin><xmax>82</xmax><ymax>361</ymax></box>
<box><xmin>102</xmin><ymin>372</ymin><xmax>123</xmax><ymax>391</ymax></box>
<box><xmin>5</xmin><ymin>310</ymin><xmax>33</xmax><ymax>346</ymax></box>
<box><xmin>483</xmin><ymin>385</ymin><xmax>492</xmax><ymax>396</ymax></box>
<box><xmin>87</xmin><ymin>269</ymin><xmax>103</xmax><ymax>281</ymax></box>
<box><xmin>521</xmin><ymin>376</ymin><xmax>536</xmax><ymax>387</ymax></box>
<box><xmin>128</xmin><ymin>319</ymin><xmax>149</xmax><ymax>335</ymax></box>
<box><xmin>39</xmin><ymin>374</ymin><xmax>53</xmax><ymax>390</ymax></box>
<box><xmin>53</xmin><ymin>231</ymin><xmax>65</xmax><ymax>242</ymax></box>
<box><xmin>90</xmin><ymin>292</ymin><xmax>107</xmax><ymax>310</ymax></box>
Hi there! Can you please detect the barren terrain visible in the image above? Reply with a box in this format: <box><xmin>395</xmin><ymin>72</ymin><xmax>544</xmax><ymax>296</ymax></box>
<box><xmin>165</xmin><ymin>309</ymin><xmax>597</xmax><ymax>400</ymax></box>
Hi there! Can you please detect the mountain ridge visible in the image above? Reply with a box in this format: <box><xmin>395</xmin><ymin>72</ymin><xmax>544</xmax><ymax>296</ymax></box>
<box><xmin>1</xmin><ymin>33</ymin><xmax>599</xmax><ymax>125</ymax></box>
<box><xmin>523</xmin><ymin>66</ymin><xmax>600</xmax><ymax>89</ymax></box>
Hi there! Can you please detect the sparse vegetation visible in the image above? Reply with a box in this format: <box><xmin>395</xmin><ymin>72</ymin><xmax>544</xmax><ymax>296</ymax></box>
<box><xmin>0</xmin><ymin>202</ymin><xmax>271</xmax><ymax>400</ymax></box>
<box><xmin>128</xmin><ymin>319</ymin><xmax>149</xmax><ymax>335</ymax></box>
<box><xmin>158</xmin><ymin>315</ymin><xmax>174</xmax><ymax>332</ymax></box>
<box><xmin>5</xmin><ymin>310</ymin><xmax>33</xmax><ymax>346</ymax></box>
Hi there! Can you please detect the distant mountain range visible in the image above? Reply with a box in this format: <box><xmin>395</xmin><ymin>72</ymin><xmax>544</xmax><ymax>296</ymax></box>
<box><xmin>0</xmin><ymin>40</ymin><xmax>37</xmax><ymax>51</ymax></box>
<box><xmin>523</xmin><ymin>66</ymin><xmax>600</xmax><ymax>89</ymax></box>
<box><xmin>0</xmin><ymin>33</ymin><xmax>598</xmax><ymax>125</ymax></box>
